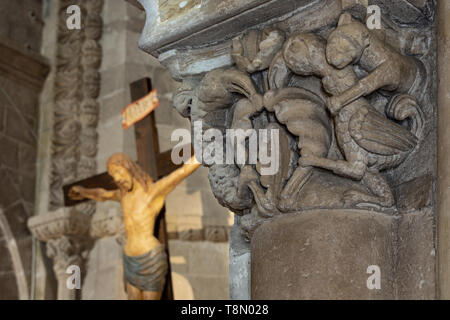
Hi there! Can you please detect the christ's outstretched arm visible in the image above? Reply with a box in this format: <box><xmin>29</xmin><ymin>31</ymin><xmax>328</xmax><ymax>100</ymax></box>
<box><xmin>154</xmin><ymin>156</ymin><xmax>201</xmax><ymax>197</ymax></box>
<box><xmin>69</xmin><ymin>186</ymin><xmax>121</xmax><ymax>202</ymax></box>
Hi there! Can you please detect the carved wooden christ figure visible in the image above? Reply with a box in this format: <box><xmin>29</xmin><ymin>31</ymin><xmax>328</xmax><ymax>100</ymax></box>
<box><xmin>68</xmin><ymin>153</ymin><xmax>200</xmax><ymax>300</ymax></box>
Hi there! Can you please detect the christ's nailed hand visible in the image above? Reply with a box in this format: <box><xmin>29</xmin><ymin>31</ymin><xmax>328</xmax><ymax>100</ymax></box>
<box><xmin>68</xmin><ymin>186</ymin><xmax>86</xmax><ymax>200</ymax></box>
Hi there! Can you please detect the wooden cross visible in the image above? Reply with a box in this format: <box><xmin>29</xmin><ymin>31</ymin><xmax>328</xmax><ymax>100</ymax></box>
<box><xmin>63</xmin><ymin>78</ymin><xmax>192</xmax><ymax>300</ymax></box>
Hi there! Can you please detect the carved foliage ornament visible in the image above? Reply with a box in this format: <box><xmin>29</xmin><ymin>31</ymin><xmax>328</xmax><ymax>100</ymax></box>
<box><xmin>50</xmin><ymin>0</ymin><xmax>103</xmax><ymax>213</ymax></box>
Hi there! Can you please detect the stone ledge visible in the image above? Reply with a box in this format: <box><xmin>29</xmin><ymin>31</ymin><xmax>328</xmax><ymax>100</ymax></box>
<box><xmin>138</xmin><ymin>0</ymin><xmax>323</xmax><ymax>55</ymax></box>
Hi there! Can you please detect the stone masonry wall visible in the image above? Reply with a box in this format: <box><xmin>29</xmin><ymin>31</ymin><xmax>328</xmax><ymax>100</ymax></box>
<box><xmin>0</xmin><ymin>0</ymin><xmax>47</xmax><ymax>300</ymax></box>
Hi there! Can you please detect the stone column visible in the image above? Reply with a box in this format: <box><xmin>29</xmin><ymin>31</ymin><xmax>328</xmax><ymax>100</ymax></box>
<box><xmin>436</xmin><ymin>0</ymin><xmax>450</xmax><ymax>300</ymax></box>
<box><xmin>251</xmin><ymin>210</ymin><xmax>395</xmax><ymax>299</ymax></box>
<box><xmin>136</xmin><ymin>0</ymin><xmax>438</xmax><ymax>299</ymax></box>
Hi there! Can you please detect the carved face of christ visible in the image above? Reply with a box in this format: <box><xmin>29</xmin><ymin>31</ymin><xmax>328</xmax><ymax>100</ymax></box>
<box><xmin>108</xmin><ymin>164</ymin><xmax>133</xmax><ymax>191</ymax></box>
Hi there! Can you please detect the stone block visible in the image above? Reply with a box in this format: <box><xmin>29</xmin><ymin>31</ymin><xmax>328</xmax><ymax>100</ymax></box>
<box><xmin>175</xmin><ymin>215</ymin><xmax>203</xmax><ymax>241</ymax></box>
<box><xmin>165</xmin><ymin>186</ymin><xmax>204</xmax><ymax>216</ymax></box>
<box><xmin>168</xmin><ymin>240</ymin><xmax>229</xmax><ymax>282</ymax></box>
<box><xmin>81</xmin><ymin>268</ymin><xmax>97</xmax><ymax>300</ymax></box>
<box><xmin>200</xmin><ymin>190</ymin><xmax>231</xmax><ymax>219</ymax></box>
<box><xmin>0</xmin><ymin>107</ymin><xmax>4</xmax><ymax>133</ymax></box>
<box><xmin>18</xmin><ymin>174</ymin><xmax>36</xmax><ymax>204</ymax></box>
<box><xmin>168</xmin><ymin>240</ymin><xmax>189</xmax><ymax>274</ymax></box>
<box><xmin>187</xmin><ymin>241</ymin><xmax>229</xmax><ymax>277</ymax></box>
<box><xmin>4</xmin><ymin>107</ymin><xmax>35</xmax><ymax>145</ymax></box>
<box><xmin>0</xmin><ymin>272</ymin><xmax>19</xmax><ymax>299</ymax></box>
<box><xmin>155</xmin><ymin>124</ymin><xmax>176</xmax><ymax>152</ymax></box>
<box><xmin>187</xmin><ymin>275</ymin><xmax>229</xmax><ymax>300</ymax></box>
<box><xmin>99</xmin><ymin>64</ymin><xmax>127</xmax><ymax>97</ymax></box>
<box><xmin>82</xmin><ymin>240</ymin><xmax>127</xmax><ymax>300</ymax></box>
<box><xmin>397</xmin><ymin>208</ymin><xmax>436</xmax><ymax>299</ymax></box>
<box><xmin>165</xmin><ymin>213</ymin><xmax>178</xmax><ymax>237</ymax></box>
<box><xmin>0</xmin><ymin>238</ymin><xmax>14</xmax><ymax>273</ymax></box>
<box><xmin>0</xmin><ymin>0</ymin><xmax>43</xmax><ymax>52</ymax></box>
<box><xmin>1</xmin><ymin>77</ymin><xmax>39</xmax><ymax>116</ymax></box>
<box><xmin>122</xmin><ymin>124</ymin><xmax>137</xmax><ymax>160</ymax></box>
<box><xmin>202</xmin><ymin>212</ymin><xmax>233</xmax><ymax>228</ymax></box>
<box><xmin>18</xmin><ymin>143</ymin><xmax>37</xmax><ymax>175</ymax></box>
<box><xmin>124</xmin><ymin>62</ymin><xmax>155</xmax><ymax>85</ymax></box>
<box><xmin>185</xmin><ymin>166</ymin><xmax>211</xmax><ymax>192</ymax></box>
<box><xmin>204</xmin><ymin>226</ymin><xmax>229</xmax><ymax>242</ymax></box>
<box><xmin>252</xmin><ymin>209</ymin><xmax>396</xmax><ymax>300</ymax></box>
<box><xmin>151</xmin><ymin>239</ymin><xmax>225</xmax><ymax>299</ymax></box>
<box><xmin>96</xmin><ymin>237</ymin><xmax>123</xmax><ymax>273</ymax></box>
<box><xmin>101</xmin><ymin>23</ymin><xmax>127</xmax><ymax>70</ymax></box>
<box><xmin>154</xmin><ymin>97</ymin><xmax>175</xmax><ymax>126</ymax></box>
<box><xmin>85</xmin><ymin>265</ymin><xmax>125</xmax><ymax>300</ymax></box>
<box><xmin>99</xmin><ymin>89</ymin><xmax>130</xmax><ymax>123</ymax></box>
<box><xmin>96</xmin><ymin>114</ymin><xmax>125</xmax><ymax>171</ymax></box>
<box><xmin>0</xmin><ymin>134</ymin><xmax>18</xmax><ymax>169</ymax></box>
<box><xmin>0</xmin><ymin>168</ymin><xmax>21</xmax><ymax>208</ymax></box>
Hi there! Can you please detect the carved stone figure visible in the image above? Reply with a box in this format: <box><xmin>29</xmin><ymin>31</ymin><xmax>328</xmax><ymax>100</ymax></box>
<box><xmin>169</xmin><ymin>6</ymin><xmax>428</xmax><ymax>238</ymax></box>
<box><xmin>136</xmin><ymin>0</ymin><xmax>437</xmax><ymax>300</ymax></box>
<box><xmin>68</xmin><ymin>153</ymin><xmax>200</xmax><ymax>300</ymax></box>
<box><xmin>232</xmin><ymin>27</ymin><xmax>285</xmax><ymax>74</ymax></box>
<box><xmin>326</xmin><ymin>13</ymin><xmax>427</xmax><ymax>113</ymax></box>
<box><xmin>275</xmin><ymin>31</ymin><xmax>424</xmax><ymax>208</ymax></box>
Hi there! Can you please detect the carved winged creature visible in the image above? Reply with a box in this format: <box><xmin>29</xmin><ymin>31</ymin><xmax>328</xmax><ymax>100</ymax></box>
<box><xmin>269</xmin><ymin>31</ymin><xmax>424</xmax><ymax>208</ymax></box>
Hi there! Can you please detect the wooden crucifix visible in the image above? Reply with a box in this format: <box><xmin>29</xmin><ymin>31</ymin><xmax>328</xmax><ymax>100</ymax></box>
<box><xmin>63</xmin><ymin>78</ymin><xmax>195</xmax><ymax>300</ymax></box>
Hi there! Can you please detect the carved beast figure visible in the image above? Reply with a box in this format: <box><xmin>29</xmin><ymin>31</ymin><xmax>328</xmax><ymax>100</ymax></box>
<box><xmin>273</xmin><ymin>32</ymin><xmax>424</xmax><ymax>208</ymax></box>
<box><xmin>326</xmin><ymin>13</ymin><xmax>427</xmax><ymax>116</ymax></box>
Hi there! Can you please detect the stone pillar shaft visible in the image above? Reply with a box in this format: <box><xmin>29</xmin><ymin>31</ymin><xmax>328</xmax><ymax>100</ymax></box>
<box><xmin>436</xmin><ymin>0</ymin><xmax>450</xmax><ymax>300</ymax></box>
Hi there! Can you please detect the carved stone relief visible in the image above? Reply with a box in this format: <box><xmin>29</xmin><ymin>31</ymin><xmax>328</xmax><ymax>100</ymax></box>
<box><xmin>134</xmin><ymin>0</ymin><xmax>438</xmax><ymax>299</ymax></box>
<box><xmin>50</xmin><ymin>0</ymin><xmax>103</xmax><ymax>213</ymax></box>
<box><xmin>169</xmin><ymin>2</ymin><xmax>436</xmax><ymax>239</ymax></box>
